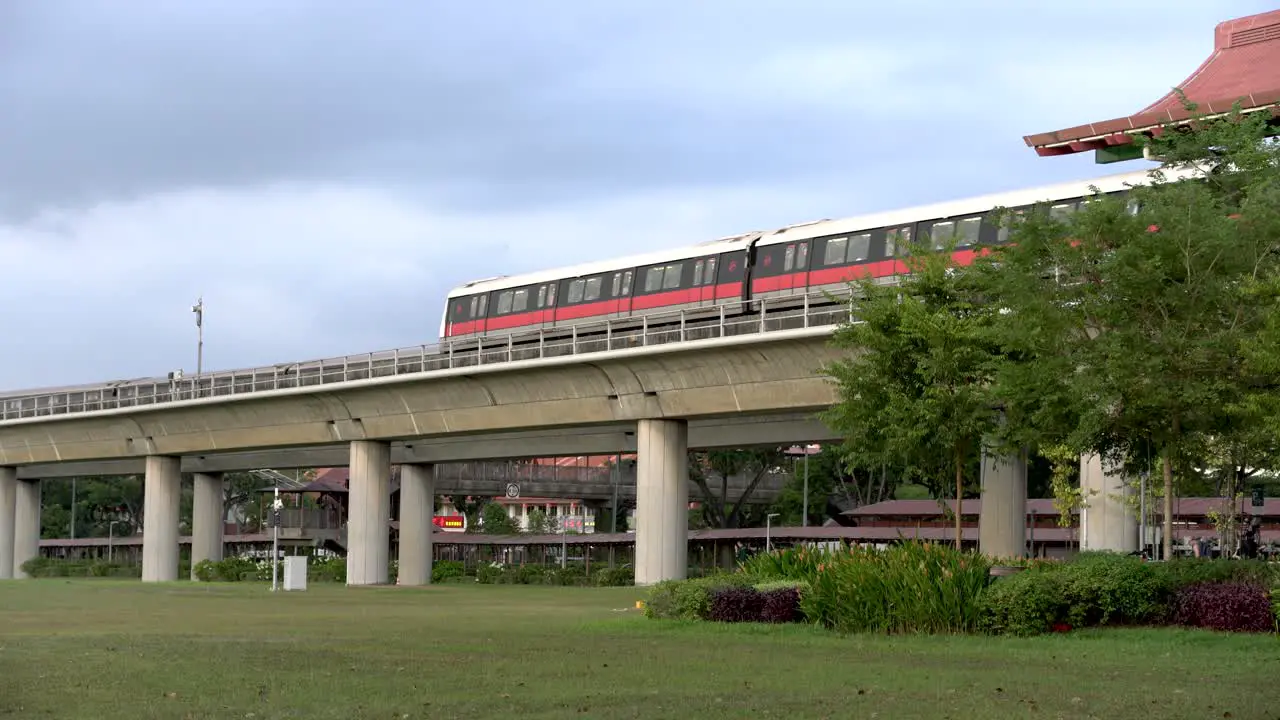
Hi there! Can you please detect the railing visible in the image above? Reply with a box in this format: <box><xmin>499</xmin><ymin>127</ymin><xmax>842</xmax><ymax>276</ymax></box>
<box><xmin>0</xmin><ymin>291</ymin><xmax>853</xmax><ymax>422</ymax></box>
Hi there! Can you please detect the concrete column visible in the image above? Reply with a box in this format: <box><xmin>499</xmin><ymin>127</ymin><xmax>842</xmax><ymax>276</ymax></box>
<box><xmin>191</xmin><ymin>472</ymin><xmax>225</xmax><ymax>579</ymax></box>
<box><xmin>141</xmin><ymin>455</ymin><xmax>181</xmax><ymax>582</ymax></box>
<box><xmin>0</xmin><ymin>467</ymin><xmax>15</xmax><ymax>579</ymax></box>
<box><xmin>347</xmin><ymin>440</ymin><xmax>391</xmax><ymax>586</ymax></box>
<box><xmin>13</xmin><ymin>479</ymin><xmax>41</xmax><ymax>579</ymax></box>
<box><xmin>634</xmin><ymin>419</ymin><xmax>689</xmax><ymax>585</ymax></box>
<box><xmin>1079</xmin><ymin>453</ymin><xmax>1138</xmax><ymax>553</ymax></box>
<box><xmin>978</xmin><ymin>449</ymin><xmax>1027</xmax><ymax>559</ymax></box>
<box><xmin>397</xmin><ymin>463</ymin><xmax>434</xmax><ymax>586</ymax></box>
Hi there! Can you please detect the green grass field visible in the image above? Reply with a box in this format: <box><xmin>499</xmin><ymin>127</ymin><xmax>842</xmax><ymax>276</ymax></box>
<box><xmin>2</xmin><ymin>580</ymin><xmax>1278</xmax><ymax>719</ymax></box>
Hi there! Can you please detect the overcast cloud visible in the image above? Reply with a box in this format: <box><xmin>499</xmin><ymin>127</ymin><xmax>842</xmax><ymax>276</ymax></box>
<box><xmin>0</xmin><ymin>0</ymin><xmax>1270</xmax><ymax>390</ymax></box>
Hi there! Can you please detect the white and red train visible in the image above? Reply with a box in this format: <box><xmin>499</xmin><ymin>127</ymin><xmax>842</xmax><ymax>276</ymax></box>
<box><xmin>440</xmin><ymin>165</ymin><xmax>1187</xmax><ymax>341</ymax></box>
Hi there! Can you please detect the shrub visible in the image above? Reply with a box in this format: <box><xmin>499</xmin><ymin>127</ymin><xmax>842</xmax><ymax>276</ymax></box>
<box><xmin>1171</xmin><ymin>582</ymin><xmax>1274</xmax><ymax>633</ymax></box>
<box><xmin>798</xmin><ymin>542</ymin><xmax>991</xmax><ymax>634</ymax></box>
<box><xmin>1272</xmin><ymin>588</ymin><xmax>1280</xmax><ymax>633</ymax></box>
<box><xmin>20</xmin><ymin>557</ymin><xmax>140</xmax><ymax>579</ymax></box>
<box><xmin>1153</xmin><ymin>558</ymin><xmax>1280</xmax><ymax>592</ymax></box>
<box><xmin>1059</xmin><ymin>552</ymin><xmax>1166</xmax><ymax>627</ymax></box>
<box><xmin>592</xmin><ymin>565</ymin><xmax>634</xmax><ymax>587</ymax></box>
<box><xmin>431</xmin><ymin>560</ymin><xmax>465</xmax><ymax>583</ymax></box>
<box><xmin>759</xmin><ymin>586</ymin><xmax>803</xmax><ymax>623</ymax></box>
<box><xmin>644</xmin><ymin>574</ymin><xmax>756</xmax><ymax>621</ymax></box>
<box><xmin>708</xmin><ymin>586</ymin><xmax>764</xmax><ymax>623</ymax></box>
<box><xmin>978</xmin><ymin>569</ymin><xmax>1072</xmax><ymax>636</ymax></box>
<box><xmin>311</xmin><ymin>556</ymin><xmax>346</xmax><ymax>582</ymax></box>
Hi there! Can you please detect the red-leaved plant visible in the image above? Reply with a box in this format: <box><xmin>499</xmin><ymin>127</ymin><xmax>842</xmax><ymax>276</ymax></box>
<box><xmin>1172</xmin><ymin>582</ymin><xmax>1273</xmax><ymax>633</ymax></box>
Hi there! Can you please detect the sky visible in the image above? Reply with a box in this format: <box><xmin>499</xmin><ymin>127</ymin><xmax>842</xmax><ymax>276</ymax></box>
<box><xmin>0</xmin><ymin>0</ymin><xmax>1272</xmax><ymax>391</ymax></box>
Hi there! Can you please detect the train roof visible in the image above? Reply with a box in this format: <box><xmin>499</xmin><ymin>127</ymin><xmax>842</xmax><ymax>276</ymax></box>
<box><xmin>445</xmin><ymin>232</ymin><xmax>762</xmax><ymax>298</ymax></box>
<box><xmin>445</xmin><ymin>165</ymin><xmax>1199</xmax><ymax>298</ymax></box>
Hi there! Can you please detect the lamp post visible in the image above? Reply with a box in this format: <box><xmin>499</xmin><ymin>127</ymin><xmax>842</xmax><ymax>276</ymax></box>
<box><xmin>107</xmin><ymin>520</ymin><xmax>120</xmax><ymax>563</ymax></box>
<box><xmin>270</xmin><ymin>488</ymin><xmax>282</xmax><ymax>592</ymax></box>
<box><xmin>191</xmin><ymin>297</ymin><xmax>204</xmax><ymax>393</ymax></box>
<box><xmin>765</xmin><ymin>512</ymin><xmax>780</xmax><ymax>553</ymax></box>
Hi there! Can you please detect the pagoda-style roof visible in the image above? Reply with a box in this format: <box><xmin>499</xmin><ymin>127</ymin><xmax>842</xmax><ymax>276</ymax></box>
<box><xmin>1024</xmin><ymin>9</ymin><xmax>1280</xmax><ymax>162</ymax></box>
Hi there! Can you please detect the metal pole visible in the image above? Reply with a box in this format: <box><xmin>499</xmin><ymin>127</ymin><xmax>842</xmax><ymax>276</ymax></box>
<box><xmin>802</xmin><ymin>449</ymin><xmax>810</xmax><ymax>528</ymax></box>
<box><xmin>560</xmin><ymin>517</ymin><xmax>567</xmax><ymax>568</ymax></box>
<box><xmin>108</xmin><ymin>521</ymin><xmax>115</xmax><ymax>563</ymax></box>
<box><xmin>70</xmin><ymin>478</ymin><xmax>77</xmax><ymax>539</ymax></box>
<box><xmin>271</xmin><ymin>487</ymin><xmax>281</xmax><ymax>592</ymax></box>
<box><xmin>610</xmin><ymin>454</ymin><xmax>619</xmax><ymax>534</ymax></box>
<box><xmin>1139</xmin><ymin>471</ymin><xmax>1147</xmax><ymax>558</ymax></box>
<box><xmin>192</xmin><ymin>297</ymin><xmax>204</xmax><ymax>396</ymax></box>
<box><xmin>766</xmin><ymin>512</ymin><xmax>779</xmax><ymax>552</ymax></box>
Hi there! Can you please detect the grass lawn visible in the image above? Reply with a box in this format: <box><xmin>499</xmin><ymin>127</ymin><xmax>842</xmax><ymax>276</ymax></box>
<box><xmin>2</xmin><ymin>580</ymin><xmax>1278</xmax><ymax>719</ymax></box>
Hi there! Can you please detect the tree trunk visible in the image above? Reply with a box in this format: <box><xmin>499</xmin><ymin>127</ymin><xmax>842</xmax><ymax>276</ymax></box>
<box><xmin>954</xmin><ymin>453</ymin><xmax>963</xmax><ymax>550</ymax></box>
<box><xmin>1161</xmin><ymin>448</ymin><xmax>1174</xmax><ymax>561</ymax></box>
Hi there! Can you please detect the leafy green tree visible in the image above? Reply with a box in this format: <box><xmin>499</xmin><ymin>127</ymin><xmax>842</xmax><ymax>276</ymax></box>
<box><xmin>479</xmin><ymin>502</ymin><xmax>520</xmax><ymax>535</ymax></box>
<box><xmin>975</xmin><ymin>104</ymin><xmax>1280</xmax><ymax>559</ymax></box>
<box><xmin>526</xmin><ymin>507</ymin><xmax>549</xmax><ymax>535</ymax></box>
<box><xmin>822</xmin><ymin>243</ymin><xmax>1002</xmax><ymax>548</ymax></box>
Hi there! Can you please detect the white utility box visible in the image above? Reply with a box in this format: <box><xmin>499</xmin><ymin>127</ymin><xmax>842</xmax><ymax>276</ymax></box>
<box><xmin>283</xmin><ymin>556</ymin><xmax>308</xmax><ymax>591</ymax></box>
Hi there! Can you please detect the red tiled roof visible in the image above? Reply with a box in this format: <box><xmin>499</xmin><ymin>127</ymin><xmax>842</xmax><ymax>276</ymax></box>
<box><xmin>1024</xmin><ymin>9</ymin><xmax>1280</xmax><ymax>157</ymax></box>
<box><xmin>847</xmin><ymin>497</ymin><xmax>1280</xmax><ymax>519</ymax></box>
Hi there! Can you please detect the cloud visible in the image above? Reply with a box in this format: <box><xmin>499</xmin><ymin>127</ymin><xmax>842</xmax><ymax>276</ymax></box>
<box><xmin>0</xmin><ymin>0</ymin><xmax>1273</xmax><ymax>391</ymax></box>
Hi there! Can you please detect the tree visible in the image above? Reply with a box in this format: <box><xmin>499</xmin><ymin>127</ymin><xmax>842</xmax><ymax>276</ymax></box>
<box><xmin>479</xmin><ymin>502</ymin><xmax>520</xmax><ymax>535</ymax></box>
<box><xmin>526</xmin><ymin>507</ymin><xmax>549</xmax><ymax>535</ymax></box>
<box><xmin>770</xmin><ymin>446</ymin><xmax>902</xmax><ymax>526</ymax></box>
<box><xmin>822</xmin><ymin>243</ymin><xmax>1003</xmax><ymax>549</ymax></box>
<box><xmin>688</xmin><ymin>448</ymin><xmax>784</xmax><ymax>529</ymax></box>
<box><xmin>975</xmin><ymin>103</ymin><xmax>1280</xmax><ymax>559</ymax></box>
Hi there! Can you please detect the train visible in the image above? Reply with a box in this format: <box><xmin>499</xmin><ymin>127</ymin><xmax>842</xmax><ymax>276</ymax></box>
<box><xmin>3</xmin><ymin>164</ymin><xmax>1192</xmax><ymax>413</ymax></box>
<box><xmin>440</xmin><ymin>165</ymin><xmax>1193</xmax><ymax>341</ymax></box>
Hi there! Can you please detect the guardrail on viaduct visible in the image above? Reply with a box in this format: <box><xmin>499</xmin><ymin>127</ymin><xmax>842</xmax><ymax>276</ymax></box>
<box><xmin>1</xmin><ymin>292</ymin><xmax>852</xmax><ymax>421</ymax></box>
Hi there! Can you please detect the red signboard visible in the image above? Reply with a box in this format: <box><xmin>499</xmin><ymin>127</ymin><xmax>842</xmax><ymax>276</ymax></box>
<box><xmin>433</xmin><ymin>515</ymin><xmax>467</xmax><ymax>533</ymax></box>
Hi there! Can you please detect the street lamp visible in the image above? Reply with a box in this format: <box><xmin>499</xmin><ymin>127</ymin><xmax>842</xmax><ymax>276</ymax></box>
<box><xmin>765</xmin><ymin>512</ymin><xmax>780</xmax><ymax>552</ymax></box>
<box><xmin>192</xmin><ymin>297</ymin><xmax>204</xmax><ymax>391</ymax></box>
<box><xmin>107</xmin><ymin>520</ymin><xmax>121</xmax><ymax>563</ymax></box>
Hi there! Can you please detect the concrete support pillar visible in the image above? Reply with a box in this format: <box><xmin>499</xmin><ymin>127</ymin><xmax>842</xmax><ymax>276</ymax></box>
<box><xmin>191</xmin><ymin>472</ymin><xmax>225</xmax><ymax>579</ymax></box>
<box><xmin>142</xmin><ymin>455</ymin><xmax>182</xmax><ymax>582</ymax></box>
<box><xmin>347</xmin><ymin>440</ymin><xmax>391</xmax><ymax>586</ymax></box>
<box><xmin>1079</xmin><ymin>453</ymin><xmax>1138</xmax><ymax>553</ymax></box>
<box><xmin>397</xmin><ymin>463</ymin><xmax>435</xmax><ymax>586</ymax></box>
<box><xmin>979</xmin><ymin>449</ymin><xmax>1027</xmax><ymax>559</ymax></box>
<box><xmin>634</xmin><ymin>419</ymin><xmax>689</xmax><ymax>585</ymax></box>
<box><xmin>13</xmin><ymin>479</ymin><xmax>41</xmax><ymax>579</ymax></box>
<box><xmin>0</xmin><ymin>467</ymin><xmax>15</xmax><ymax>579</ymax></box>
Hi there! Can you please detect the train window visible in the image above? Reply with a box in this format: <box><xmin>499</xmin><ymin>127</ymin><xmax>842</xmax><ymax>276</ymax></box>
<box><xmin>703</xmin><ymin>258</ymin><xmax>716</xmax><ymax>285</ymax></box>
<box><xmin>824</xmin><ymin>238</ymin><xmax>847</xmax><ymax>266</ymax></box>
<box><xmin>497</xmin><ymin>291</ymin><xmax>514</xmax><ymax>315</ymax></box>
<box><xmin>1126</xmin><ymin>198</ymin><xmax>1142</xmax><ymax>216</ymax></box>
<box><xmin>848</xmin><ymin>233</ymin><xmax>870</xmax><ymax>262</ymax></box>
<box><xmin>537</xmin><ymin>285</ymin><xmax>547</xmax><ymax>308</ymax></box>
<box><xmin>693</xmin><ymin>260</ymin><xmax>705</xmax><ymax>286</ymax></box>
<box><xmin>469</xmin><ymin>297</ymin><xmax>479</xmax><ymax>317</ymax></box>
<box><xmin>997</xmin><ymin>210</ymin><xmax>1026</xmax><ymax>244</ymax></box>
<box><xmin>621</xmin><ymin>270</ymin><xmax>634</xmax><ymax>295</ymax></box>
<box><xmin>958</xmin><ymin>217</ymin><xmax>981</xmax><ymax>246</ymax></box>
<box><xmin>783</xmin><ymin>244</ymin><xmax>796</xmax><ymax>272</ymax></box>
<box><xmin>1050</xmin><ymin>203</ymin><xmax>1076</xmax><ymax>221</ymax></box>
<box><xmin>478</xmin><ymin>294</ymin><xmax>488</xmax><ymax>316</ymax></box>
<box><xmin>584</xmin><ymin>277</ymin><xmax>603</xmax><ymax>301</ymax></box>
<box><xmin>886</xmin><ymin>226</ymin><xmax>911</xmax><ymax>256</ymax></box>
<box><xmin>512</xmin><ymin>288</ymin><xmax>529</xmax><ymax>313</ymax></box>
<box><xmin>929</xmin><ymin>221</ymin><xmax>955</xmax><ymax>250</ymax></box>
<box><xmin>568</xmin><ymin>279</ymin><xmax>586</xmax><ymax>304</ymax></box>
<box><xmin>610</xmin><ymin>272</ymin><xmax>622</xmax><ymax>297</ymax></box>
<box><xmin>644</xmin><ymin>267</ymin><xmax>664</xmax><ymax>292</ymax></box>
<box><xmin>796</xmin><ymin>242</ymin><xmax>809</xmax><ymax>269</ymax></box>
<box><xmin>662</xmin><ymin>263</ymin><xmax>683</xmax><ymax>290</ymax></box>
